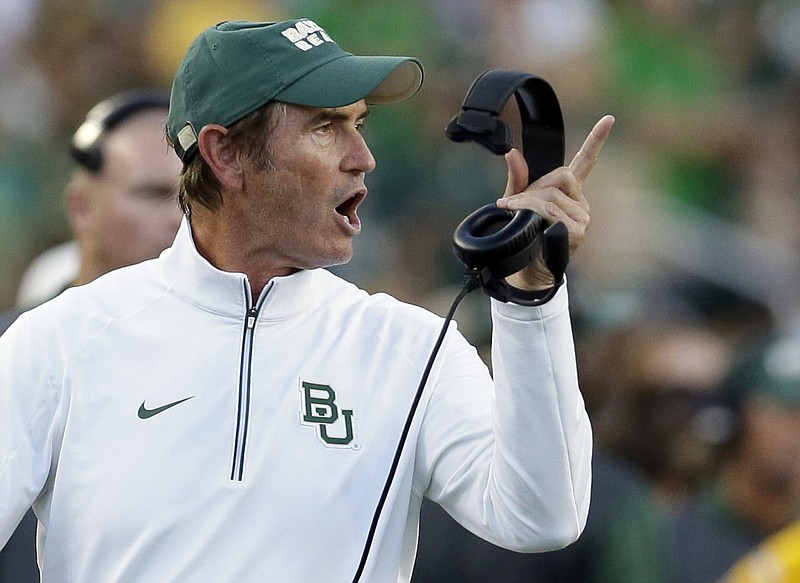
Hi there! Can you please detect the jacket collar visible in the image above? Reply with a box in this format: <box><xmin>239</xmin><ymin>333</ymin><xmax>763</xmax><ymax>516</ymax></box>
<box><xmin>159</xmin><ymin>217</ymin><xmax>320</xmax><ymax>320</ymax></box>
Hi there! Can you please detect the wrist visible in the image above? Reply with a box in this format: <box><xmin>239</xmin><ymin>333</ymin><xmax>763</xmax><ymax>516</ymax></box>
<box><xmin>505</xmin><ymin>263</ymin><xmax>555</xmax><ymax>292</ymax></box>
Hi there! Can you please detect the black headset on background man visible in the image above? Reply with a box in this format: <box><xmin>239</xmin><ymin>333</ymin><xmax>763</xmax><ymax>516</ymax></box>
<box><xmin>70</xmin><ymin>90</ymin><xmax>171</xmax><ymax>173</ymax></box>
<box><xmin>447</xmin><ymin>69</ymin><xmax>569</xmax><ymax>306</ymax></box>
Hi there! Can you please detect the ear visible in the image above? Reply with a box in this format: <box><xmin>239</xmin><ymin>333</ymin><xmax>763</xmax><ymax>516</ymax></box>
<box><xmin>197</xmin><ymin>124</ymin><xmax>244</xmax><ymax>191</ymax></box>
<box><xmin>66</xmin><ymin>178</ymin><xmax>92</xmax><ymax>236</ymax></box>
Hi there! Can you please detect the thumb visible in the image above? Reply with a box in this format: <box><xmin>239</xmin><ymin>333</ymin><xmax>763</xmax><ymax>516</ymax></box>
<box><xmin>503</xmin><ymin>148</ymin><xmax>529</xmax><ymax>198</ymax></box>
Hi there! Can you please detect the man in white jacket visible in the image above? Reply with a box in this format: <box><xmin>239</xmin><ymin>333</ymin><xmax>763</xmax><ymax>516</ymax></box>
<box><xmin>0</xmin><ymin>18</ymin><xmax>613</xmax><ymax>582</ymax></box>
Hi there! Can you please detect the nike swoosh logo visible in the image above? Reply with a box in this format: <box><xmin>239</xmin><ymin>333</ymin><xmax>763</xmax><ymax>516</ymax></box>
<box><xmin>138</xmin><ymin>396</ymin><xmax>195</xmax><ymax>419</ymax></box>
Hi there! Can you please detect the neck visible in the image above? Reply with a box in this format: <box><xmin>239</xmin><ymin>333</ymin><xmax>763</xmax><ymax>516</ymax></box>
<box><xmin>73</xmin><ymin>270</ymin><xmax>97</xmax><ymax>288</ymax></box>
<box><xmin>188</xmin><ymin>208</ymin><xmax>297</xmax><ymax>298</ymax></box>
<box><xmin>73</xmin><ymin>254</ymin><xmax>110</xmax><ymax>287</ymax></box>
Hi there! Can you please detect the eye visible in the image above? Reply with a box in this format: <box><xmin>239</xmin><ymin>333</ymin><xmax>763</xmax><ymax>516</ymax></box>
<box><xmin>314</xmin><ymin>122</ymin><xmax>334</xmax><ymax>134</ymax></box>
<box><xmin>133</xmin><ymin>186</ymin><xmax>177</xmax><ymax>202</ymax></box>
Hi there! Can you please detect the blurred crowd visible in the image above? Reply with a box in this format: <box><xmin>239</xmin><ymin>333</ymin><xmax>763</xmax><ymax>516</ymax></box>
<box><xmin>1</xmin><ymin>0</ymin><xmax>799</xmax><ymax>582</ymax></box>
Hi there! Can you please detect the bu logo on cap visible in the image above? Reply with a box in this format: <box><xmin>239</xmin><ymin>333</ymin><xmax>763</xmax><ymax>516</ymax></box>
<box><xmin>281</xmin><ymin>19</ymin><xmax>334</xmax><ymax>52</ymax></box>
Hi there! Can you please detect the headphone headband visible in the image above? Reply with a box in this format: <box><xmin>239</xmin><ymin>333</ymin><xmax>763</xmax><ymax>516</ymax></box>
<box><xmin>70</xmin><ymin>90</ymin><xmax>171</xmax><ymax>173</ymax></box>
<box><xmin>445</xmin><ymin>69</ymin><xmax>565</xmax><ymax>183</ymax></box>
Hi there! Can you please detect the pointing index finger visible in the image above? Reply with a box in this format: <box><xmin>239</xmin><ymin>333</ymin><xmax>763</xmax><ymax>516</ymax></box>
<box><xmin>569</xmin><ymin>115</ymin><xmax>615</xmax><ymax>184</ymax></box>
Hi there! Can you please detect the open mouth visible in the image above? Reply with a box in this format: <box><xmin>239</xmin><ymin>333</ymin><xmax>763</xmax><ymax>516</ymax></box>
<box><xmin>335</xmin><ymin>191</ymin><xmax>366</xmax><ymax>230</ymax></box>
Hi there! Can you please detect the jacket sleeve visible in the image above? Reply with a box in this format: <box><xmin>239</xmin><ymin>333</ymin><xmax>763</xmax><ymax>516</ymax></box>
<box><xmin>0</xmin><ymin>314</ymin><xmax>60</xmax><ymax>547</ymax></box>
<box><xmin>416</xmin><ymin>283</ymin><xmax>592</xmax><ymax>552</ymax></box>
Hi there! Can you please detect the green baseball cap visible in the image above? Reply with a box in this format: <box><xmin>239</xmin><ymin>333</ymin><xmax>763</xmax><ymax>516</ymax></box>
<box><xmin>167</xmin><ymin>18</ymin><xmax>424</xmax><ymax>162</ymax></box>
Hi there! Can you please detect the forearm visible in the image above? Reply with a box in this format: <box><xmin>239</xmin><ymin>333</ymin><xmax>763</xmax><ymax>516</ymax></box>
<box><xmin>487</xmin><ymin>284</ymin><xmax>593</xmax><ymax>550</ymax></box>
<box><xmin>421</xmin><ymin>284</ymin><xmax>592</xmax><ymax>553</ymax></box>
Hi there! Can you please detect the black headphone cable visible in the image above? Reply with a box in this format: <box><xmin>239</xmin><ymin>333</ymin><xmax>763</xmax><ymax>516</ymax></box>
<box><xmin>351</xmin><ymin>272</ymin><xmax>481</xmax><ymax>582</ymax></box>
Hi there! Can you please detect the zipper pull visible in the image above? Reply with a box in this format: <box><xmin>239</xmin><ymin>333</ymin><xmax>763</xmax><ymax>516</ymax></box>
<box><xmin>246</xmin><ymin>307</ymin><xmax>259</xmax><ymax>329</ymax></box>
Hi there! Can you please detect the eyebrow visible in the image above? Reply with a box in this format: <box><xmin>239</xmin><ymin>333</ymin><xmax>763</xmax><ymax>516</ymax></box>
<box><xmin>307</xmin><ymin>106</ymin><xmax>370</xmax><ymax>126</ymax></box>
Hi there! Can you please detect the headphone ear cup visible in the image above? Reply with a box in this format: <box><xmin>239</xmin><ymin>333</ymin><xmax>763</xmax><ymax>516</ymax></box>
<box><xmin>69</xmin><ymin>140</ymin><xmax>103</xmax><ymax>172</ymax></box>
<box><xmin>453</xmin><ymin>204</ymin><xmax>543</xmax><ymax>279</ymax></box>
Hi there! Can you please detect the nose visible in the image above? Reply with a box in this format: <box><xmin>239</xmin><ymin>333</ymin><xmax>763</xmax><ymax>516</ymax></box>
<box><xmin>342</xmin><ymin>131</ymin><xmax>376</xmax><ymax>175</ymax></box>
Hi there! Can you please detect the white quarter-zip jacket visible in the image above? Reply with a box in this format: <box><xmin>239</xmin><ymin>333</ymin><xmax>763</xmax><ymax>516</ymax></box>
<box><xmin>0</xmin><ymin>219</ymin><xmax>592</xmax><ymax>582</ymax></box>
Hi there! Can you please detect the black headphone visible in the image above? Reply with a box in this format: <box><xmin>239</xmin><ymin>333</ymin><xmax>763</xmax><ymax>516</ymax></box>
<box><xmin>446</xmin><ymin>69</ymin><xmax>569</xmax><ymax>306</ymax></box>
<box><xmin>70</xmin><ymin>90</ymin><xmax>171</xmax><ymax>173</ymax></box>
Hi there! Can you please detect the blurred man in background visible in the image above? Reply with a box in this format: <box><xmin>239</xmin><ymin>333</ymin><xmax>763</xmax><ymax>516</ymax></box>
<box><xmin>1</xmin><ymin>89</ymin><xmax>182</xmax><ymax>327</ymax></box>
<box><xmin>0</xmin><ymin>89</ymin><xmax>182</xmax><ymax>582</ymax></box>
<box><xmin>666</xmin><ymin>334</ymin><xmax>800</xmax><ymax>583</ymax></box>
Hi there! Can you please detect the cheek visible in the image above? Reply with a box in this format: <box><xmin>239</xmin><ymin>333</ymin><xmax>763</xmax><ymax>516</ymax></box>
<box><xmin>114</xmin><ymin>198</ymin><xmax>162</xmax><ymax>229</ymax></box>
<box><xmin>260</xmin><ymin>164</ymin><xmax>332</xmax><ymax>218</ymax></box>
<box><xmin>101</xmin><ymin>198</ymin><xmax>180</xmax><ymax>252</ymax></box>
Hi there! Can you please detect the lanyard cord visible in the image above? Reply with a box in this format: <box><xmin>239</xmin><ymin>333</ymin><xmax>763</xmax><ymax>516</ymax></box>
<box><xmin>351</xmin><ymin>273</ymin><xmax>481</xmax><ymax>582</ymax></box>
